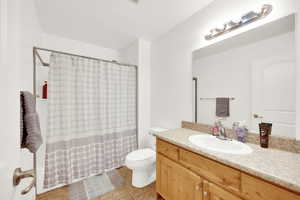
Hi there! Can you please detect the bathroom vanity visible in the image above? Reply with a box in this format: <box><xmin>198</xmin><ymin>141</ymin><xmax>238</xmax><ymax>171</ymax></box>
<box><xmin>155</xmin><ymin>129</ymin><xmax>300</xmax><ymax>200</ymax></box>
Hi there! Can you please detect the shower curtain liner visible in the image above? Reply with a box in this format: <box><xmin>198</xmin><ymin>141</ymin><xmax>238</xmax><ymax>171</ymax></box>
<box><xmin>44</xmin><ymin>53</ymin><xmax>137</xmax><ymax>189</ymax></box>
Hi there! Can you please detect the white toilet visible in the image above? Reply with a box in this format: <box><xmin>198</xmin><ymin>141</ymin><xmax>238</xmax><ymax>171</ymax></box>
<box><xmin>125</xmin><ymin>127</ymin><xmax>168</xmax><ymax>188</ymax></box>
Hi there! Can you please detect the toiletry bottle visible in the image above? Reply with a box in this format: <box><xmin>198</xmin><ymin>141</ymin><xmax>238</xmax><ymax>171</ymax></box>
<box><xmin>212</xmin><ymin>126</ymin><xmax>218</xmax><ymax>136</ymax></box>
<box><xmin>212</xmin><ymin>120</ymin><xmax>220</xmax><ymax>136</ymax></box>
<box><xmin>42</xmin><ymin>81</ymin><xmax>48</xmax><ymax>99</ymax></box>
<box><xmin>259</xmin><ymin>123</ymin><xmax>272</xmax><ymax>148</ymax></box>
<box><xmin>232</xmin><ymin>122</ymin><xmax>239</xmax><ymax>131</ymax></box>
<box><xmin>232</xmin><ymin>122</ymin><xmax>240</xmax><ymax>140</ymax></box>
<box><xmin>233</xmin><ymin>121</ymin><xmax>247</xmax><ymax>143</ymax></box>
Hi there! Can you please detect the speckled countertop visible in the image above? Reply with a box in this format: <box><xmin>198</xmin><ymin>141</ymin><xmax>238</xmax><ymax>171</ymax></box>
<box><xmin>154</xmin><ymin>128</ymin><xmax>300</xmax><ymax>193</ymax></box>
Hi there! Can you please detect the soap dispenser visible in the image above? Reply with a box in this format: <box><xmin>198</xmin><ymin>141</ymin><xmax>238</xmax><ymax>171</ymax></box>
<box><xmin>233</xmin><ymin>121</ymin><xmax>247</xmax><ymax>143</ymax></box>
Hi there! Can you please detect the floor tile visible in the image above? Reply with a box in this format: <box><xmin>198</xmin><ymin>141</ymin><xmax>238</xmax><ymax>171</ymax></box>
<box><xmin>37</xmin><ymin>167</ymin><xmax>159</xmax><ymax>200</ymax></box>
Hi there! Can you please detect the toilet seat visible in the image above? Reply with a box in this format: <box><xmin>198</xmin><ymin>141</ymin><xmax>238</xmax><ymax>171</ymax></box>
<box><xmin>126</xmin><ymin>148</ymin><xmax>156</xmax><ymax>161</ymax></box>
<box><xmin>125</xmin><ymin>148</ymin><xmax>156</xmax><ymax>169</ymax></box>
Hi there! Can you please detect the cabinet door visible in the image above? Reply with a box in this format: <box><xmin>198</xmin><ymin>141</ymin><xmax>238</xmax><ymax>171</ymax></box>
<box><xmin>203</xmin><ymin>180</ymin><xmax>242</xmax><ymax>200</ymax></box>
<box><xmin>157</xmin><ymin>153</ymin><xmax>203</xmax><ymax>200</ymax></box>
<box><xmin>176</xmin><ymin>158</ymin><xmax>203</xmax><ymax>200</ymax></box>
<box><xmin>241</xmin><ymin>173</ymin><xmax>300</xmax><ymax>200</ymax></box>
<box><xmin>157</xmin><ymin>153</ymin><xmax>177</xmax><ymax>200</ymax></box>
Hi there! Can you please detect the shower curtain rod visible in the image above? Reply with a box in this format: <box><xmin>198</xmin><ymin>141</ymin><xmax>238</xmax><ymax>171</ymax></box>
<box><xmin>33</xmin><ymin>46</ymin><xmax>138</xmax><ymax>68</ymax></box>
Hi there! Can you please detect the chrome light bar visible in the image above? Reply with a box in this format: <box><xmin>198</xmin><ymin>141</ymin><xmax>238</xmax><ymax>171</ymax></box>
<box><xmin>205</xmin><ymin>4</ymin><xmax>273</xmax><ymax>40</ymax></box>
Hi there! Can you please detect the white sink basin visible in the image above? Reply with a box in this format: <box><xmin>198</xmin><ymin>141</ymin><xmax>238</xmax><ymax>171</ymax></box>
<box><xmin>188</xmin><ymin>134</ymin><xmax>252</xmax><ymax>155</ymax></box>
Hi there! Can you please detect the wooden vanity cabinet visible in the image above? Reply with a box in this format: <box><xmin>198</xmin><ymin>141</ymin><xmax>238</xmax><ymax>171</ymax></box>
<box><xmin>179</xmin><ymin>148</ymin><xmax>241</xmax><ymax>194</ymax></box>
<box><xmin>241</xmin><ymin>173</ymin><xmax>300</xmax><ymax>200</ymax></box>
<box><xmin>157</xmin><ymin>153</ymin><xmax>203</xmax><ymax>200</ymax></box>
<box><xmin>156</xmin><ymin>138</ymin><xmax>300</xmax><ymax>200</ymax></box>
<box><xmin>203</xmin><ymin>180</ymin><xmax>242</xmax><ymax>200</ymax></box>
<box><xmin>156</xmin><ymin>153</ymin><xmax>242</xmax><ymax>200</ymax></box>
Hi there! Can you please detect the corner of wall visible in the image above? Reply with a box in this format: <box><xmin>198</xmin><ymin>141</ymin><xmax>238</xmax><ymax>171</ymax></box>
<box><xmin>137</xmin><ymin>39</ymin><xmax>151</xmax><ymax>148</ymax></box>
<box><xmin>119</xmin><ymin>38</ymin><xmax>152</xmax><ymax>148</ymax></box>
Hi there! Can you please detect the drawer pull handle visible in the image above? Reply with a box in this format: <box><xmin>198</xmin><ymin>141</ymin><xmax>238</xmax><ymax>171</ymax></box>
<box><xmin>203</xmin><ymin>191</ymin><xmax>208</xmax><ymax>196</ymax></box>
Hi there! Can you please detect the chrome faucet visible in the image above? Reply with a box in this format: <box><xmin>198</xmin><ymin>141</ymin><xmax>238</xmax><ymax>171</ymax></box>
<box><xmin>219</xmin><ymin>127</ymin><xmax>227</xmax><ymax>139</ymax></box>
<box><xmin>216</xmin><ymin>122</ymin><xmax>230</xmax><ymax>141</ymax></box>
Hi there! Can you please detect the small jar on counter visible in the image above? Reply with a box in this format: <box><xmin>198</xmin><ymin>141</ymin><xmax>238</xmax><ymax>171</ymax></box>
<box><xmin>259</xmin><ymin>123</ymin><xmax>272</xmax><ymax>148</ymax></box>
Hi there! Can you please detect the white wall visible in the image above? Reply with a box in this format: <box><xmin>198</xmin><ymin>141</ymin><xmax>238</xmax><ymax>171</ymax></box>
<box><xmin>193</xmin><ymin>32</ymin><xmax>295</xmax><ymax>133</ymax></box>
<box><xmin>19</xmin><ymin>0</ymin><xmax>120</xmax><ymax>91</ymax></box>
<box><xmin>39</xmin><ymin>33</ymin><xmax>120</xmax><ymax>61</ymax></box>
<box><xmin>120</xmin><ymin>39</ymin><xmax>152</xmax><ymax>148</ymax></box>
<box><xmin>151</xmin><ymin>0</ymin><xmax>300</xmax><ymax>131</ymax></box>
<box><xmin>19</xmin><ymin>0</ymin><xmax>43</xmax><ymax>91</ymax></box>
<box><xmin>138</xmin><ymin>40</ymin><xmax>151</xmax><ymax>148</ymax></box>
<box><xmin>119</xmin><ymin>41</ymin><xmax>139</xmax><ymax>65</ymax></box>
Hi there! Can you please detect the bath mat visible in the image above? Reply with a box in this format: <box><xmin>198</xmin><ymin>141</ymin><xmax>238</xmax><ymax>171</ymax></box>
<box><xmin>106</xmin><ymin>169</ymin><xmax>125</xmax><ymax>188</ymax></box>
<box><xmin>69</xmin><ymin>182</ymin><xmax>89</xmax><ymax>200</ymax></box>
<box><xmin>68</xmin><ymin>169</ymin><xmax>125</xmax><ymax>200</ymax></box>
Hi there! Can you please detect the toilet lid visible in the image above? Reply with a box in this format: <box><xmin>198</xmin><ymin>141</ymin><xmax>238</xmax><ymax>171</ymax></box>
<box><xmin>127</xmin><ymin>148</ymin><xmax>156</xmax><ymax>161</ymax></box>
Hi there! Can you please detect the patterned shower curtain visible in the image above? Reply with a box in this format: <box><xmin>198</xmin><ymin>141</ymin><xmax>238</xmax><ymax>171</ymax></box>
<box><xmin>44</xmin><ymin>53</ymin><xmax>137</xmax><ymax>189</ymax></box>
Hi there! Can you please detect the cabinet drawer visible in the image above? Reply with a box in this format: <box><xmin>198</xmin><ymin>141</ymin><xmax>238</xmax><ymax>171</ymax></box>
<box><xmin>179</xmin><ymin>148</ymin><xmax>241</xmax><ymax>193</ymax></box>
<box><xmin>203</xmin><ymin>181</ymin><xmax>242</xmax><ymax>200</ymax></box>
<box><xmin>157</xmin><ymin>139</ymin><xmax>179</xmax><ymax>161</ymax></box>
<box><xmin>241</xmin><ymin>173</ymin><xmax>300</xmax><ymax>200</ymax></box>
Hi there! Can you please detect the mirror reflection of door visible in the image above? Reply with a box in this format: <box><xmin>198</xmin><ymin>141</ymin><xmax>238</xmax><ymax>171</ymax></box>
<box><xmin>251</xmin><ymin>56</ymin><xmax>296</xmax><ymax>137</ymax></box>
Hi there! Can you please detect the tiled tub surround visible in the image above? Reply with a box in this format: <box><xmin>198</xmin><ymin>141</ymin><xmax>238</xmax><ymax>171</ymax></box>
<box><xmin>153</xmin><ymin>128</ymin><xmax>300</xmax><ymax>194</ymax></box>
<box><xmin>182</xmin><ymin>121</ymin><xmax>300</xmax><ymax>153</ymax></box>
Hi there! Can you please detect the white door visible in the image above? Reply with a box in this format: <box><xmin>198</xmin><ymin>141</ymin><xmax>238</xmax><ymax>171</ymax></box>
<box><xmin>0</xmin><ymin>0</ymin><xmax>22</xmax><ymax>199</ymax></box>
<box><xmin>251</xmin><ymin>56</ymin><xmax>296</xmax><ymax>138</ymax></box>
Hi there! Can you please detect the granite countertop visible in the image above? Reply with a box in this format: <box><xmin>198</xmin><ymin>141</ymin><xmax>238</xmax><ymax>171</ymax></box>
<box><xmin>154</xmin><ymin>128</ymin><xmax>300</xmax><ymax>193</ymax></box>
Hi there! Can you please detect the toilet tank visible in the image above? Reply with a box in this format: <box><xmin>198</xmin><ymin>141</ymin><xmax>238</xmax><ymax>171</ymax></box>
<box><xmin>149</xmin><ymin>127</ymin><xmax>168</xmax><ymax>150</ymax></box>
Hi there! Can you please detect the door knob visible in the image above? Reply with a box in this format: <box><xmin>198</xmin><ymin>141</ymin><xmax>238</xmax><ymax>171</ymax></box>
<box><xmin>13</xmin><ymin>168</ymin><xmax>35</xmax><ymax>195</ymax></box>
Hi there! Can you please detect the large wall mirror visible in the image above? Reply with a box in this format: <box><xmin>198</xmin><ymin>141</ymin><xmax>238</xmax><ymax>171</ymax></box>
<box><xmin>192</xmin><ymin>14</ymin><xmax>296</xmax><ymax>138</ymax></box>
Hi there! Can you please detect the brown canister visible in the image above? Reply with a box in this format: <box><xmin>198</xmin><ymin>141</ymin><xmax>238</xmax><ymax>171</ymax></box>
<box><xmin>259</xmin><ymin>123</ymin><xmax>272</xmax><ymax>148</ymax></box>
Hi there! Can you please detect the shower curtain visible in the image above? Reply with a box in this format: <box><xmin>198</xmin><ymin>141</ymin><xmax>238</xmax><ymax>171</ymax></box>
<box><xmin>44</xmin><ymin>53</ymin><xmax>137</xmax><ymax>189</ymax></box>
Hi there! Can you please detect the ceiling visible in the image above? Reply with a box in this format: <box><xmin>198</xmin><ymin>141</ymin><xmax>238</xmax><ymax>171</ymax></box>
<box><xmin>35</xmin><ymin>0</ymin><xmax>213</xmax><ymax>50</ymax></box>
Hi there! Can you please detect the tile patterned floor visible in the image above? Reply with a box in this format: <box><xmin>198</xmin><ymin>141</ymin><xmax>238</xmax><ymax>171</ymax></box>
<box><xmin>37</xmin><ymin>167</ymin><xmax>160</xmax><ymax>200</ymax></box>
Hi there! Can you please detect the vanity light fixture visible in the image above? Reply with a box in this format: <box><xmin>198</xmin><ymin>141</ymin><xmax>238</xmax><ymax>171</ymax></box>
<box><xmin>205</xmin><ymin>4</ymin><xmax>273</xmax><ymax>40</ymax></box>
<box><xmin>130</xmin><ymin>0</ymin><xmax>139</xmax><ymax>4</ymax></box>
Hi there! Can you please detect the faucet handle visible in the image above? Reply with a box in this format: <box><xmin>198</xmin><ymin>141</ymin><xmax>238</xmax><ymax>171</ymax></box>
<box><xmin>220</xmin><ymin>127</ymin><xmax>226</xmax><ymax>135</ymax></box>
